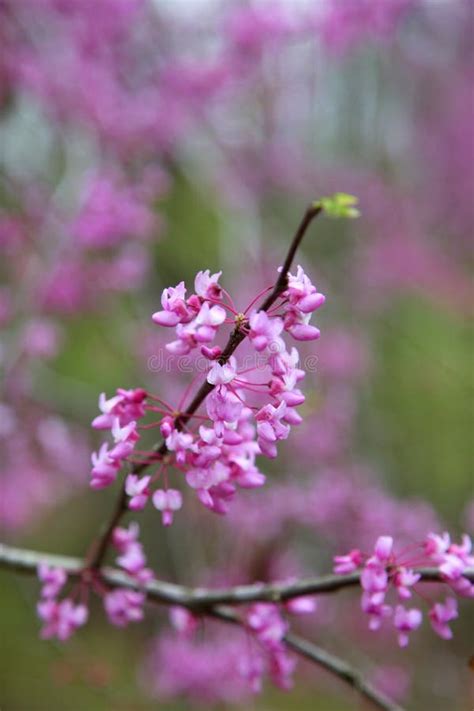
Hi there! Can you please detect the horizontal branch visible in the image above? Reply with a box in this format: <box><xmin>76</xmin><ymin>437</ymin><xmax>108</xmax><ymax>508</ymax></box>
<box><xmin>9</xmin><ymin>542</ymin><xmax>465</xmax><ymax>711</ymax></box>
<box><xmin>1</xmin><ymin>543</ymin><xmax>471</xmax><ymax>609</ymax></box>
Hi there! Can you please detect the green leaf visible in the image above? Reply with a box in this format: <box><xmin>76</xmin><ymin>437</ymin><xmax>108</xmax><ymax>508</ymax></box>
<box><xmin>314</xmin><ymin>192</ymin><xmax>360</xmax><ymax>218</ymax></box>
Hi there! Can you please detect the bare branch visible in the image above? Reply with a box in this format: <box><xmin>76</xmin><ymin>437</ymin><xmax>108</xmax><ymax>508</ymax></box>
<box><xmin>2</xmin><ymin>543</ymin><xmax>471</xmax><ymax>609</ymax></box>
<box><xmin>284</xmin><ymin>632</ymin><xmax>404</xmax><ymax>711</ymax></box>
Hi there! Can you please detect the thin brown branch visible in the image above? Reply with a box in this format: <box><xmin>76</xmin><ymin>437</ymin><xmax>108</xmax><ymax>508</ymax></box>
<box><xmin>284</xmin><ymin>632</ymin><xmax>404</xmax><ymax>711</ymax></box>
<box><xmin>2</xmin><ymin>543</ymin><xmax>471</xmax><ymax>608</ymax></box>
<box><xmin>85</xmin><ymin>204</ymin><xmax>324</xmax><ymax>569</ymax></box>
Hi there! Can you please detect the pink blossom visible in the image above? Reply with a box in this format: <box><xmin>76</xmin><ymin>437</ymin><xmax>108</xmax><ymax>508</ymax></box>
<box><xmin>90</xmin><ymin>442</ymin><xmax>120</xmax><ymax>489</ymax></box>
<box><xmin>194</xmin><ymin>269</ymin><xmax>222</xmax><ymax>299</ymax></box>
<box><xmin>117</xmin><ymin>543</ymin><xmax>147</xmax><ymax>576</ymax></box>
<box><xmin>92</xmin><ymin>388</ymin><xmax>147</xmax><ymax>429</ymax></box>
<box><xmin>361</xmin><ymin>591</ymin><xmax>392</xmax><ymax>631</ymax></box>
<box><xmin>152</xmin><ymin>489</ymin><xmax>183</xmax><ymax>527</ymax></box>
<box><xmin>207</xmin><ymin>387</ymin><xmax>243</xmax><ymax>435</ymax></box>
<box><xmin>112</xmin><ymin>522</ymin><xmax>140</xmax><ymax>553</ymax></box>
<box><xmin>37</xmin><ymin>598</ymin><xmax>88</xmax><ymax>641</ymax></box>
<box><xmin>197</xmin><ymin>480</ymin><xmax>236</xmax><ymax>515</ymax></box>
<box><xmin>393</xmin><ymin>605</ymin><xmax>422</xmax><ymax>647</ymax></box>
<box><xmin>424</xmin><ymin>532</ymin><xmax>451</xmax><ymax>558</ymax></box>
<box><xmin>207</xmin><ymin>356</ymin><xmax>237</xmax><ymax>385</ymax></box>
<box><xmin>166</xmin><ymin>303</ymin><xmax>226</xmax><ymax>354</ymax></box>
<box><xmin>429</xmin><ymin>598</ymin><xmax>458</xmax><ymax>640</ymax></box>
<box><xmin>268</xmin><ymin>648</ymin><xmax>296</xmax><ymax>691</ymax></box>
<box><xmin>165</xmin><ymin>430</ymin><xmax>194</xmax><ymax>466</ymax></box>
<box><xmin>393</xmin><ymin>568</ymin><xmax>421</xmax><ymax>599</ymax></box>
<box><xmin>374</xmin><ymin>535</ymin><xmax>394</xmax><ymax>563</ymax></box>
<box><xmin>246</xmin><ymin>603</ymin><xmax>287</xmax><ymax>648</ymax></box>
<box><xmin>37</xmin><ymin>564</ymin><xmax>67</xmax><ymax>599</ymax></box>
<box><xmin>152</xmin><ymin>282</ymin><xmax>190</xmax><ymax>327</ymax></box>
<box><xmin>333</xmin><ymin>549</ymin><xmax>363</xmax><ymax>574</ymax></box>
<box><xmin>248</xmin><ymin>311</ymin><xmax>284</xmax><ymax>353</ymax></box>
<box><xmin>270</xmin><ymin>371</ymin><xmax>305</xmax><ymax>407</ymax></box>
<box><xmin>169</xmin><ymin>606</ymin><xmax>199</xmax><ymax>636</ymax></box>
<box><xmin>255</xmin><ymin>402</ymin><xmax>290</xmax><ymax>458</ymax></box>
<box><xmin>104</xmin><ymin>589</ymin><xmax>145</xmax><ymax>627</ymax></box>
<box><xmin>283</xmin><ymin>309</ymin><xmax>321</xmax><ymax>341</ymax></box>
<box><xmin>109</xmin><ymin>418</ymin><xmax>139</xmax><ymax>461</ymax></box>
<box><xmin>201</xmin><ymin>345</ymin><xmax>222</xmax><ymax>360</ymax></box>
<box><xmin>113</xmin><ymin>522</ymin><xmax>153</xmax><ymax>582</ymax></box>
<box><xmin>284</xmin><ymin>595</ymin><xmax>317</xmax><ymax>615</ymax></box>
<box><xmin>284</xmin><ymin>265</ymin><xmax>326</xmax><ymax>313</ymax></box>
<box><xmin>361</xmin><ymin>565</ymin><xmax>389</xmax><ymax>595</ymax></box>
<box><xmin>125</xmin><ymin>474</ymin><xmax>151</xmax><ymax>511</ymax></box>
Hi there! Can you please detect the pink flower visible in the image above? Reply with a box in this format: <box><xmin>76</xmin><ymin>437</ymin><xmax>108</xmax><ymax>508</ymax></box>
<box><xmin>207</xmin><ymin>387</ymin><xmax>243</xmax><ymax>435</ymax></box>
<box><xmin>393</xmin><ymin>605</ymin><xmax>422</xmax><ymax>647</ymax></box>
<box><xmin>92</xmin><ymin>388</ymin><xmax>147</xmax><ymax>429</ymax></box>
<box><xmin>165</xmin><ymin>429</ymin><xmax>195</xmax><ymax>465</ymax></box>
<box><xmin>333</xmin><ymin>549</ymin><xmax>363</xmax><ymax>574</ymax></box>
<box><xmin>90</xmin><ymin>443</ymin><xmax>120</xmax><ymax>489</ymax></box>
<box><xmin>429</xmin><ymin>598</ymin><xmax>458</xmax><ymax>639</ymax></box>
<box><xmin>152</xmin><ymin>489</ymin><xmax>183</xmax><ymax>526</ymax></box>
<box><xmin>37</xmin><ymin>598</ymin><xmax>88</xmax><ymax>641</ymax></box>
<box><xmin>109</xmin><ymin>418</ymin><xmax>139</xmax><ymax>460</ymax></box>
<box><xmin>374</xmin><ymin>536</ymin><xmax>393</xmax><ymax>563</ymax></box>
<box><xmin>284</xmin><ymin>596</ymin><xmax>317</xmax><ymax>615</ymax></box>
<box><xmin>112</xmin><ymin>522</ymin><xmax>140</xmax><ymax>552</ymax></box>
<box><xmin>125</xmin><ymin>474</ymin><xmax>151</xmax><ymax>510</ymax></box>
<box><xmin>284</xmin><ymin>265</ymin><xmax>326</xmax><ymax>313</ymax></box>
<box><xmin>283</xmin><ymin>309</ymin><xmax>321</xmax><ymax>341</ymax></box>
<box><xmin>269</xmin><ymin>648</ymin><xmax>296</xmax><ymax>691</ymax></box>
<box><xmin>270</xmin><ymin>370</ymin><xmax>305</xmax><ymax>407</ymax></box>
<box><xmin>361</xmin><ymin>565</ymin><xmax>389</xmax><ymax>595</ymax></box>
<box><xmin>117</xmin><ymin>543</ymin><xmax>147</xmax><ymax>576</ymax></box>
<box><xmin>207</xmin><ymin>356</ymin><xmax>237</xmax><ymax>385</ymax></box>
<box><xmin>438</xmin><ymin>553</ymin><xmax>465</xmax><ymax>581</ymax></box>
<box><xmin>393</xmin><ymin>568</ymin><xmax>421</xmax><ymax>599</ymax></box>
<box><xmin>169</xmin><ymin>606</ymin><xmax>199</xmax><ymax>636</ymax></box>
<box><xmin>424</xmin><ymin>532</ymin><xmax>451</xmax><ymax>558</ymax></box>
<box><xmin>194</xmin><ymin>269</ymin><xmax>222</xmax><ymax>299</ymax></box>
<box><xmin>255</xmin><ymin>402</ymin><xmax>290</xmax><ymax>458</ymax></box>
<box><xmin>361</xmin><ymin>591</ymin><xmax>392</xmax><ymax>631</ymax></box>
<box><xmin>166</xmin><ymin>302</ymin><xmax>226</xmax><ymax>354</ymax></box>
<box><xmin>248</xmin><ymin>311</ymin><xmax>284</xmax><ymax>353</ymax></box>
<box><xmin>246</xmin><ymin>603</ymin><xmax>287</xmax><ymax>648</ymax></box>
<box><xmin>37</xmin><ymin>564</ymin><xmax>67</xmax><ymax>598</ymax></box>
<box><xmin>152</xmin><ymin>281</ymin><xmax>190</xmax><ymax>326</ymax></box>
<box><xmin>186</xmin><ymin>463</ymin><xmax>231</xmax><ymax>511</ymax></box>
<box><xmin>104</xmin><ymin>589</ymin><xmax>145</xmax><ymax>627</ymax></box>
<box><xmin>92</xmin><ymin>392</ymin><xmax>124</xmax><ymax>429</ymax></box>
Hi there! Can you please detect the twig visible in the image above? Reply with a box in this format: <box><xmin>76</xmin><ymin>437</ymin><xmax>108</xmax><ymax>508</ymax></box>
<box><xmin>85</xmin><ymin>204</ymin><xmax>323</xmax><ymax>569</ymax></box>
<box><xmin>2</xmin><ymin>543</ymin><xmax>471</xmax><ymax>609</ymax></box>
<box><xmin>284</xmin><ymin>632</ymin><xmax>404</xmax><ymax>711</ymax></box>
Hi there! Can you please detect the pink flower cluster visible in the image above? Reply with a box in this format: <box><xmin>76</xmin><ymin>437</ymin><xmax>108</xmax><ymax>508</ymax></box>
<box><xmin>36</xmin><ymin>565</ymin><xmax>88</xmax><ymax>641</ymax></box>
<box><xmin>334</xmin><ymin>532</ymin><xmax>473</xmax><ymax>647</ymax></box>
<box><xmin>89</xmin><ymin>265</ymin><xmax>325</xmax><ymax>521</ymax></box>
<box><xmin>111</xmin><ymin>522</ymin><xmax>153</xmax><ymax>585</ymax></box>
<box><xmin>90</xmin><ymin>388</ymin><xmax>146</xmax><ymax>489</ymax></box>
<box><xmin>245</xmin><ymin>603</ymin><xmax>295</xmax><ymax>690</ymax></box>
